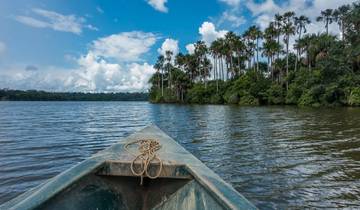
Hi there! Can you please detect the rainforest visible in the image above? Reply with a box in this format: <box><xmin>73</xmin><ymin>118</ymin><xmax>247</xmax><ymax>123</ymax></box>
<box><xmin>149</xmin><ymin>2</ymin><xmax>360</xmax><ymax>107</ymax></box>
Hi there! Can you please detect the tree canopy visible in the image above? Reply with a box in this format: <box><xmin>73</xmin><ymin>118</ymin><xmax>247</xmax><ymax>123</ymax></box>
<box><xmin>149</xmin><ymin>2</ymin><xmax>360</xmax><ymax>107</ymax></box>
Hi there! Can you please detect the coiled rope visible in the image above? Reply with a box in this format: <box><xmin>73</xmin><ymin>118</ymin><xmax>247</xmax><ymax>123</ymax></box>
<box><xmin>124</xmin><ymin>139</ymin><xmax>163</xmax><ymax>185</ymax></box>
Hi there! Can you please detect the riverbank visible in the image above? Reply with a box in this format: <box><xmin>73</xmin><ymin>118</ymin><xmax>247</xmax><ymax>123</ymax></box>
<box><xmin>0</xmin><ymin>89</ymin><xmax>148</xmax><ymax>101</ymax></box>
<box><xmin>149</xmin><ymin>69</ymin><xmax>360</xmax><ymax>107</ymax></box>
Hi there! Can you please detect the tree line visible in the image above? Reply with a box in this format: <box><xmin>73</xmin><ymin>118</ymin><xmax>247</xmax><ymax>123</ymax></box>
<box><xmin>0</xmin><ymin>89</ymin><xmax>148</xmax><ymax>101</ymax></box>
<box><xmin>149</xmin><ymin>2</ymin><xmax>360</xmax><ymax>107</ymax></box>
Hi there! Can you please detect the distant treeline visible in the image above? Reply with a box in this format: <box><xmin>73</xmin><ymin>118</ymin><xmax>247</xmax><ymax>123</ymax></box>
<box><xmin>0</xmin><ymin>89</ymin><xmax>148</xmax><ymax>101</ymax></box>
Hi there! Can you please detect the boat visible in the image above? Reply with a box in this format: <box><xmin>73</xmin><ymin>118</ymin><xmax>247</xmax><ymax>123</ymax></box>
<box><xmin>0</xmin><ymin>125</ymin><xmax>257</xmax><ymax>210</ymax></box>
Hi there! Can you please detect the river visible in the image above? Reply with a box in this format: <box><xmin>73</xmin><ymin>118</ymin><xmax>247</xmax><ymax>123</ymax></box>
<box><xmin>0</xmin><ymin>101</ymin><xmax>359</xmax><ymax>209</ymax></box>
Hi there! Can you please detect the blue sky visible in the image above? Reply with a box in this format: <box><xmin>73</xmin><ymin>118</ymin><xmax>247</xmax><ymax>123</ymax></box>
<box><xmin>0</xmin><ymin>0</ymin><xmax>356</xmax><ymax>92</ymax></box>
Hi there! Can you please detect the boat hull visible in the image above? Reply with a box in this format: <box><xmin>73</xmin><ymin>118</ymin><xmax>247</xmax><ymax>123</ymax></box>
<box><xmin>0</xmin><ymin>125</ymin><xmax>257</xmax><ymax>210</ymax></box>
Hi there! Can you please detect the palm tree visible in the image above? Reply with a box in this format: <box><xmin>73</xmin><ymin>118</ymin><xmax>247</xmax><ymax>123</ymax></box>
<box><xmin>233</xmin><ymin>36</ymin><xmax>246</xmax><ymax>76</ymax></box>
<box><xmin>333</xmin><ymin>5</ymin><xmax>351</xmax><ymax>40</ymax></box>
<box><xmin>294</xmin><ymin>15</ymin><xmax>311</xmax><ymax>71</ymax></box>
<box><xmin>243</xmin><ymin>28</ymin><xmax>255</xmax><ymax>70</ymax></box>
<box><xmin>210</xmin><ymin>40</ymin><xmax>220</xmax><ymax>91</ymax></box>
<box><xmin>165</xmin><ymin>50</ymin><xmax>173</xmax><ymax>89</ymax></box>
<box><xmin>154</xmin><ymin>55</ymin><xmax>165</xmax><ymax>96</ymax></box>
<box><xmin>224</xmin><ymin>31</ymin><xmax>238</xmax><ymax>77</ymax></box>
<box><xmin>275</xmin><ymin>13</ymin><xmax>283</xmax><ymax>60</ymax></box>
<box><xmin>194</xmin><ymin>41</ymin><xmax>209</xmax><ymax>85</ymax></box>
<box><xmin>251</xmin><ymin>26</ymin><xmax>263</xmax><ymax>72</ymax></box>
<box><xmin>316</xmin><ymin>9</ymin><xmax>334</xmax><ymax>35</ymax></box>
<box><xmin>217</xmin><ymin>38</ymin><xmax>227</xmax><ymax>80</ymax></box>
<box><xmin>282</xmin><ymin>11</ymin><xmax>295</xmax><ymax>90</ymax></box>
<box><xmin>264</xmin><ymin>22</ymin><xmax>281</xmax><ymax>80</ymax></box>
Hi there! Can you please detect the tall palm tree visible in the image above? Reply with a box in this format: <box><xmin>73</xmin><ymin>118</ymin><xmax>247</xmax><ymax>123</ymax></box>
<box><xmin>224</xmin><ymin>31</ymin><xmax>237</xmax><ymax>77</ymax></box>
<box><xmin>217</xmin><ymin>38</ymin><xmax>227</xmax><ymax>80</ymax></box>
<box><xmin>210</xmin><ymin>40</ymin><xmax>220</xmax><ymax>91</ymax></box>
<box><xmin>275</xmin><ymin>13</ymin><xmax>283</xmax><ymax>60</ymax></box>
<box><xmin>233</xmin><ymin>36</ymin><xmax>246</xmax><ymax>76</ymax></box>
<box><xmin>282</xmin><ymin>11</ymin><xmax>295</xmax><ymax>90</ymax></box>
<box><xmin>251</xmin><ymin>26</ymin><xmax>263</xmax><ymax>72</ymax></box>
<box><xmin>194</xmin><ymin>41</ymin><xmax>209</xmax><ymax>85</ymax></box>
<box><xmin>264</xmin><ymin>22</ymin><xmax>281</xmax><ymax>81</ymax></box>
<box><xmin>316</xmin><ymin>9</ymin><xmax>334</xmax><ymax>35</ymax></box>
<box><xmin>165</xmin><ymin>50</ymin><xmax>173</xmax><ymax>89</ymax></box>
<box><xmin>154</xmin><ymin>55</ymin><xmax>165</xmax><ymax>96</ymax></box>
<box><xmin>294</xmin><ymin>15</ymin><xmax>310</xmax><ymax>71</ymax></box>
<box><xmin>243</xmin><ymin>28</ymin><xmax>255</xmax><ymax>70</ymax></box>
<box><xmin>333</xmin><ymin>5</ymin><xmax>351</xmax><ymax>40</ymax></box>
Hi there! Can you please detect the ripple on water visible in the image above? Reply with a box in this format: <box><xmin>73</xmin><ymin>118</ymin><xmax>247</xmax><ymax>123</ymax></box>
<box><xmin>0</xmin><ymin>102</ymin><xmax>359</xmax><ymax>209</ymax></box>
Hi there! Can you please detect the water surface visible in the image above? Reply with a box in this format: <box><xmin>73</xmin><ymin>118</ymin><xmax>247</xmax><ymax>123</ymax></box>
<box><xmin>0</xmin><ymin>102</ymin><xmax>359</xmax><ymax>209</ymax></box>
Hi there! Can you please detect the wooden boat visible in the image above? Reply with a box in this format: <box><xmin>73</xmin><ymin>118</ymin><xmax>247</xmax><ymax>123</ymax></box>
<box><xmin>0</xmin><ymin>125</ymin><xmax>257</xmax><ymax>210</ymax></box>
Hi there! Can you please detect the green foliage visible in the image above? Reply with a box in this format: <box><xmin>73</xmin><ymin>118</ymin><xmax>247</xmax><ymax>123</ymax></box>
<box><xmin>0</xmin><ymin>89</ymin><xmax>148</xmax><ymax>101</ymax></box>
<box><xmin>267</xmin><ymin>84</ymin><xmax>285</xmax><ymax>105</ymax></box>
<box><xmin>239</xmin><ymin>93</ymin><xmax>259</xmax><ymax>106</ymax></box>
<box><xmin>348</xmin><ymin>87</ymin><xmax>360</xmax><ymax>106</ymax></box>
<box><xmin>148</xmin><ymin>2</ymin><xmax>360</xmax><ymax>107</ymax></box>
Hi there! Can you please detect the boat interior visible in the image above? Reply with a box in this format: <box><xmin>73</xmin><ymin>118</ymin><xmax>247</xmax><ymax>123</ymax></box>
<box><xmin>35</xmin><ymin>161</ymin><xmax>225</xmax><ymax>210</ymax></box>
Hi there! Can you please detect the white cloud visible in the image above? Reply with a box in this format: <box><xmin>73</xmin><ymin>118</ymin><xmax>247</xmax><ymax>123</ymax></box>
<box><xmin>0</xmin><ymin>42</ymin><xmax>6</xmax><ymax>55</ymax></box>
<box><xmin>157</xmin><ymin>38</ymin><xmax>179</xmax><ymax>56</ymax></box>
<box><xmin>96</xmin><ymin>6</ymin><xmax>104</xmax><ymax>14</ymax></box>
<box><xmin>199</xmin><ymin>22</ymin><xmax>227</xmax><ymax>45</ymax></box>
<box><xmin>147</xmin><ymin>0</ymin><xmax>168</xmax><ymax>13</ymax></box>
<box><xmin>186</xmin><ymin>43</ymin><xmax>195</xmax><ymax>54</ymax></box>
<box><xmin>15</xmin><ymin>8</ymin><xmax>97</xmax><ymax>35</ymax></box>
<box><xmin>71</xmin><ymin>52</ymin><xmax>155</xmax><ymax>92</ymax></box>
<box><xmin>91</xmin><ymin>31</ymin><xmax>158</xmax><ymax>62</ymax></box>
<box><xmin>246</xmin><ymin>0</ymin><xmax>358</xmax><ymax>34</ymax></box>
<box><xmin>0</xmin><ymin>31</ymin><xmax>158</xmax><ymax>92</ymax></box>
<box><xmin>219</xmin><ymin>0</ymin><xmax>241</xmax><ymax>6</ymax></box>
<box><xmin>218</xmin><ymin>11</ymin><xmax>246</xmax><ymax>27</ymax></box>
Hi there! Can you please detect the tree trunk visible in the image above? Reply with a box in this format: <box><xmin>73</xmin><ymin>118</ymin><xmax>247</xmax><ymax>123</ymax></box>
<box><xmin>295</xmin><ymin>28</ymin><xmax>302</xmax><ymax>72</ymax></box>
<box><xmin>286</xmin><ymin>37</ymin><xmax>289</xmax><ymax>90</ymax></box>
<box><xmin>256</xmin><ymin>38</ymin><xmax>259</xmax><ymax>72</ymax></box>
<box><xmin>161</xmin><ymin>70</ymin><xmax>164</xmax><ymax>97</ymax></box>
<box><xmin>237</xmin><ymin>50</ymin><xmax>241</xmax><ymax>76</ymax></box>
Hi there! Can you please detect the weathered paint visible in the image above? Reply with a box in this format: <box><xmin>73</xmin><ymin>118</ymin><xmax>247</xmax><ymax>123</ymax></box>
<box><xmin>0</xmin><ymin>125</ymin><xmax>257</xmax><ymax>210</ymax></box>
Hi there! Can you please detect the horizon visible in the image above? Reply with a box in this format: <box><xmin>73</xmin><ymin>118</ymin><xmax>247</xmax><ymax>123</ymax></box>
<box><xmin>0</xmin><ymin>0</ymin><xmax>357</xmax><ymax>92</ymax></box>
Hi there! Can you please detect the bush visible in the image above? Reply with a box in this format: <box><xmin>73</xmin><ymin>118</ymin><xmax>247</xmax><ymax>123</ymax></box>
<box><xmin>210</xmin><ymin>93</ymin><xmax>223</xmax><ymax>104</ymax></box>
<box><xmin>239</xmin><ymin>93</ymin><xmax>259</xmax><ymax>105</ymax></box>
<box><xmin>267</xmin><ymin>84</ymin><xmax>285</xmax><ymax>105</ymax></box>
<box><xmin>298</xmin><ymin>85</ymin><xmax>325</xmax><ymax>107</ymax></box>
<box><xmin>348</xmin><ymin>87</ymin><xmax>360</xmax><ymax>106</ymax></box>
<box><xmin>224</xmin><ymin>93</ymin><xmax>240</xmax><ymax>104</ymax></box>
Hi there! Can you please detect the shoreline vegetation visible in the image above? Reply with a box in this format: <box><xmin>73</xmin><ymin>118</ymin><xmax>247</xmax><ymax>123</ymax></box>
<box><xmin>0</xmin><ymin>89</ymin><xmax>148</xmax><ymax>101</ymax></box>
<box><xmin>149</xmin><ymin>2</ymin><xmax>360</xmax><ymax>107</ymax></box>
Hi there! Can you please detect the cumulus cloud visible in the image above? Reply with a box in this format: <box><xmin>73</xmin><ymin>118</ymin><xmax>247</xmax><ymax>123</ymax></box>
<box><xmin>246</xmin><ymin>0</ymin><xmax>357</xmax><ymax>33</ymax></box>
<box><xmin>15</xmin><ymin>8</ymin><xmax>97</xmax><ymax>35</ymax></box>
<box><xmin>157</xmin><ymin>38</ymin><xmax>179</xmax><ymax>56</ymax></box>
<box><xmin>91</xmin><ymin>31</ymin><xmax>158</xmax><ymax>62</ymax></box>
<box><xmin>147</xmin><ymin>0</ymin><xmax>168</xmax><ymax>13</ymax></box>
<box><xmin>185</xmin><ymin>43</ymin><xmax>195</xmax><ymax>54</ymax></box>
<box><xmin>199</xmin><ymin>22</ymin><xmax>227</xmax><ymax>45</ymax></box>
<box><xmin>0</xmin><ymin>42</ymin><xmax>6</xmax><ymax>55</ymax></box>
<box><xmin>243</xmin><ymin>0</ymin><xmax>358</xmax><ymax>52</ymax></box>
<box><xmin>218</xmin><ymin>11</ymin><xmax>246</xmax><ymax>28</ymax></box>
<box><xmin>0</xmin><ymin>31</ymin><xmax>158</xmax><ymax>92</ymax></box>
<box><xmin>70</xmin><ymin>52</ymin><xmax>155</xmax><ymax>92</ymax></box>
<box><xmin>218</xmin><ymin>0</ymin><xmax>241</xmax><ymax>7</ymax></box>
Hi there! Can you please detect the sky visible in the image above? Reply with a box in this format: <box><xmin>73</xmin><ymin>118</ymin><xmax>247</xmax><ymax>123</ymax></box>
<box><xmin>0</xmin><ymin>0</ymin><xmax>357</xmax><ymax>92</ymax></box>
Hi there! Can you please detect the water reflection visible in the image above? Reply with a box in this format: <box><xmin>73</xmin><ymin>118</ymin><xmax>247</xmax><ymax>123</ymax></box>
<box><xmin>0</xmin><ymin>102</ymin><xmax>359</xmax><ymax>209</ymax></box>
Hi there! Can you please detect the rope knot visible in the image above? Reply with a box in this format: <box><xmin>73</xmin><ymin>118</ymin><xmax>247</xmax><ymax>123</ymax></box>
<box><xmin>124</xmin><ymin>139</ymin><xmax>163</xmax><ymax>185</ymax></box>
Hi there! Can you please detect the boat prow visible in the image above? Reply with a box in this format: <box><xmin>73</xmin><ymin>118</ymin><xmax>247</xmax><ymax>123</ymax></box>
<box><xmin>0</xmin><ymin>125</ymin><xmax>257</xmax><ymax>210</ymax></box>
